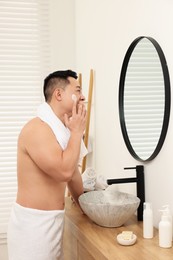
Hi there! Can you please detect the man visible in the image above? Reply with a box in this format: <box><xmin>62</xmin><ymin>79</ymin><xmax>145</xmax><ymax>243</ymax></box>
<box><xmin>7</xmin><ymin>70</ymin><xmax>87</xmax><ymax>259</ymax></box>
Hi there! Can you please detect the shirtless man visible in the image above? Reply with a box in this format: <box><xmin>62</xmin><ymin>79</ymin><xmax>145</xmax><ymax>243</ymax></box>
<box><xmin>7</xmin><ymin>70</ymin><xmax>87</xmax><ymax>260</ymax></box>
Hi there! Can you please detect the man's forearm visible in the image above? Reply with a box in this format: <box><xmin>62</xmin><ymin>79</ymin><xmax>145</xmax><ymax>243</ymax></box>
<box><xmin>67</xmin><ymin>167</ymin><xmax>84</xmax><ymax>206</ymax></box>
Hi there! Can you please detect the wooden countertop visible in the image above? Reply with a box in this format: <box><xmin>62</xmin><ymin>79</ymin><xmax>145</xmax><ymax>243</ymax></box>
<box><xmin>64</xmin><ymin>198</ymin><xmax>173</xmax><ymax>260</ymax></box>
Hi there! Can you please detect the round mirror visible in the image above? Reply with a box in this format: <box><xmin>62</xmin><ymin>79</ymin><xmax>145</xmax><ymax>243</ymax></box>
<box><xmin>119</xmin><ymin>36</ymin><xmax>171</xmax><ymax>161</ymax></box>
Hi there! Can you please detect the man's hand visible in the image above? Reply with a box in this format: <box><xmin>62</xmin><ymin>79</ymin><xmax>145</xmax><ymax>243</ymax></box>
<box><xmin>64</xmin><ymin>101</ymin><xmax>87</xmax><ymax>136</ymax></box>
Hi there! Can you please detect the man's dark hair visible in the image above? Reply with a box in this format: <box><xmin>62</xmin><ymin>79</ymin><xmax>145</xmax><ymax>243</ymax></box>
<box><xmin>43</xmin><ymin>70</ymin><xmax>78</xmax><ymax>102</ymax></box>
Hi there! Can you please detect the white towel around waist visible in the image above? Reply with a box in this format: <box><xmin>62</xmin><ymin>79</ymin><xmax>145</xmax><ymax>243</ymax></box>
<box><xmin>7</xmin><ymin>203</ymin><xmax>65</xmax><ymax>260</ymax></box>
<box><xmin>37</xmin><ymin>102</ymin><xmax>88</xmax><ymax>164</ymax></box>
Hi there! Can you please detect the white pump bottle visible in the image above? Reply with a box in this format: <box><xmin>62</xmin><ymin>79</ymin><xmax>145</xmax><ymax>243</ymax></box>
<box><xmin>143</xmin><ymin>202</ymin><xmax>153</xmax><ymax>239</ymax></box>
<box><xmin>162</xmin><ymin>205</ymin><xmax>173</xmax><ymax>241</ymax></box>
<box><xmin>159</xmin><ymin>208</ymin><xmax>172</xmax><ymax>248</ymax></box>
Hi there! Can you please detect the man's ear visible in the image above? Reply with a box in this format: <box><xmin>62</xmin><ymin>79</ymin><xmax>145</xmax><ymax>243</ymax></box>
<box><xmin>54</xmin><ymin>88</ymin><xmax>62</xmax><ymax>101</ymax></box>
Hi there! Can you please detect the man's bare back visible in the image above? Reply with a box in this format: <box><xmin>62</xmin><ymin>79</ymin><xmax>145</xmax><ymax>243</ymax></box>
<box><xmin>16</xmin><ymin>117</ymin><xmax>66</xmax><ymax>210</ymax></box>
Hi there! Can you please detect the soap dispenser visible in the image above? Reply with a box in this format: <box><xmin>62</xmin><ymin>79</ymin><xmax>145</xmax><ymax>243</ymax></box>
<box><xmin>159</xmin><ymin>208</ymin><xmax>172</xmax><ymax>248</ymax></box>
<box><xmin>162</xmin><ymin>205</ymin><xmax>173</xmax><ymax>241</ymax></box>
<box><xmin>143</xmin><ymin>202</ymin><xmax>153</xmax><ymax>239</ymax></box>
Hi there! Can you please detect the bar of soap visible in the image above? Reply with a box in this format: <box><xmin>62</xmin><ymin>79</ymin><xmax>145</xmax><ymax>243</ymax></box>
<box><xmin>116</xmin><ymin>231</ymin><xmax>137</xmax><ymax>246</ymax></box>
<box><xmin>122</xmin><ymin>231</ymin><xmax>133</xmax><ymax>240</ymax></box>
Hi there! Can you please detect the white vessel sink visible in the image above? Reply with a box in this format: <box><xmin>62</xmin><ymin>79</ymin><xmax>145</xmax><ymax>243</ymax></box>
<box><xmin>78</xmin><ymin>190</ymin><xmax>140</xmax><ymax>227</ymax></box>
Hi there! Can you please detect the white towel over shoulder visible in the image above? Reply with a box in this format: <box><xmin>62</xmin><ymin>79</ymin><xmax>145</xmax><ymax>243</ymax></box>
<box><xmin>37</xmin><ymin>102</ymin><xmax>88</xmax><ymax>164</ymax></box>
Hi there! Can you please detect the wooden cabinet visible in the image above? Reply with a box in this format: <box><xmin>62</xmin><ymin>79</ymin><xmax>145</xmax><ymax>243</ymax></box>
<box><xmin>63</xmin><ymin>198</ymin><xmax>173</xmax><ymax>260</ymax></box>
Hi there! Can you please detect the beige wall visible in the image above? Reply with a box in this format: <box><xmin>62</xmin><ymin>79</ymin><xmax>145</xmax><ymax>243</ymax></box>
<box><xmin>49</xmin><ymin>0</ymin><xmax>76</xmax><ymax>71</ymax></box>
<box><xmin>75</xmin><ymin>0</ymin><xmax>173</xmax><ymax>228</ymax></box>
<box><xmin>0</xmin><ymin>245</ymin><xmax>8</xmax><ymax>260</ymax></box>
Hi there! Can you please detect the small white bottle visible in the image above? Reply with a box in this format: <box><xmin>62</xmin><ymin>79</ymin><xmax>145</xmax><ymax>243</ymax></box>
<box><xmin>162</xmin><ymin>205</ymin><xmax>173</xmax><ymax>241</ymax></box>
<box><xmin>159</xmin><ymin>209</ymin><xmax>172</xmax><ymax>248</ymax></box>
<box><xmin>143</xmin><ymin>202</ymin><xmax>153</xmax><ymax>239</ymax></box>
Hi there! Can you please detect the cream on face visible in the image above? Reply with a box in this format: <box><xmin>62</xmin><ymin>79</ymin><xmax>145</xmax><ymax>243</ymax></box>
<box><xmin>71</xmin><ymin>94</ymin><xmax>77</xmax><ymax>102</ymax></box>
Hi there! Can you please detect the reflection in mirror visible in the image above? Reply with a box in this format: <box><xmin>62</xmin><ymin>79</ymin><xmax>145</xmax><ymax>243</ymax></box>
<box><xmin>119</xmin><ymin>37</ymin><xmax>171</xmax><ymax>161</ymax></box>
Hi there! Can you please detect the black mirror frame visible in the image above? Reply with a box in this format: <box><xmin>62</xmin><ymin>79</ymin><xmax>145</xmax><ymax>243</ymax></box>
<box><xmin>119</xmin><ymin>36</ymin><xmax>171</xmax><ymax>162</ymax></box>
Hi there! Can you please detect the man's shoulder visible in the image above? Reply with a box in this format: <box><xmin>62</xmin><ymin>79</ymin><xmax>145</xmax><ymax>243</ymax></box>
<box><xmin>20</xmin><ymin>117</ymin><xmax>54</xmax><ymax>138</ymax></box>
<box><xmin>18</xmin><ymin>118</ymin><xmax>54</xmax><ymax>150</ymax></box>
<box><xmin>21</xmin><ymin>117</ymin><xmax>39</xmax><ymax>131</ymax></box>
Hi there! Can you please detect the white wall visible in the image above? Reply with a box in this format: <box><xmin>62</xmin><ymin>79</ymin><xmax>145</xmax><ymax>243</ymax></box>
<box><xmin>49</xmin><ymin>0</ymin><xmax>76</xmax><ymax>71</ymax></box>
<box><xmin>75</xmin><ymin>0</ymin><xmax>173</xmax><ymax>228</ymax></box>
<box><xmin>0</xmin><ymin>245</ymin><xmax>8</xmax><ymax>260</ymax></box>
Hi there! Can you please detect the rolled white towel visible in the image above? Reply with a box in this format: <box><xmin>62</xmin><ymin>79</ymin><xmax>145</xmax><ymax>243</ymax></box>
<box><xmin>95</xmin><ymin>175</ymin><xmax>108</xmax><ymax>190</ymax></box>
<box><xmin>82</xmin><ymin>168</ymin><xmax>108</xmax><ymax>191</ymax></box>
<box><xmin>82</xmin><ymin>167</ymin><xmax>96</xmax><ymax>191</ymax></box>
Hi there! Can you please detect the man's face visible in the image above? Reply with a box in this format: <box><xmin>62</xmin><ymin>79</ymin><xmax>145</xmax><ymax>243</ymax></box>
<box><xmin>68</xmin><ymin>77</ymin><xmax>85</xmax><ymax>102</ymax></box>
<box><xmin>62</xmin><ymin>77</ymin><xmax>85</xmax><ymax>116</ymax></box>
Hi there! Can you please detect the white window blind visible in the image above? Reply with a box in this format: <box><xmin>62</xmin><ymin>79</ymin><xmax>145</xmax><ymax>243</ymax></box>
<box><xmin>0</xmin><ymin>0</ymin><xmax>50</xmax><ymax>238</ymax></box>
